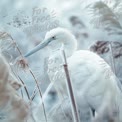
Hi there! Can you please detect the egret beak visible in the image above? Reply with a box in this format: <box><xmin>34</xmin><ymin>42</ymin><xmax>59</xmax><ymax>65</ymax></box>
<box><xmin>24</xmin><ymin>39</ymin><xmax>50</xmax><ymax>58</ymax></box>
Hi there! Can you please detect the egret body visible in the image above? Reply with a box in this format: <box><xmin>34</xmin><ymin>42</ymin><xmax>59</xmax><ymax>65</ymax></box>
<box><xmin>22</xmin><ymin>28</ymin><xmax>122</xmax><ymax>122</ymax></box>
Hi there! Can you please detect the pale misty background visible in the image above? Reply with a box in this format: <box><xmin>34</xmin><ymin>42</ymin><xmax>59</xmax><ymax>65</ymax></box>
<box><xmin>0</xmin><ymin>0</ymin><xmax>122</xmax><ymax>121</ymax></box>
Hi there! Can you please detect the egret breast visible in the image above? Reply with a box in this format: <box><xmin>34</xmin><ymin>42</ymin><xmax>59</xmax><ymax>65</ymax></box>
<box><xmin>47</xmin><ymin>51</ymin><xmax>67</xmax><ymax>93</ymax></box>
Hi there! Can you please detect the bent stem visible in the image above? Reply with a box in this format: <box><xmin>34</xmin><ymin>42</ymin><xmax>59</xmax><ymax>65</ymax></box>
<box><xmin>109</xmin><ymin>42</ymin><xmax>116</xmax><ymax>74</ymax></box>
<box><xmin>61</xmin><ymin>49</ymin><xmax>80</xmax><ymax>122</ymax></box>
<box><xmin>8</xmin><ymin>34</ymin><xmax>48</xmax><ymax>122</ymax></box>
<box><xmin>10</xmin><ymin>66</ymin><xmax>31</xmax><ymax>100</ymax></box>
<box><xmin>17</xmin><ymin>75</ymin><xmax>31</xmax><ymax>100</ymax></box>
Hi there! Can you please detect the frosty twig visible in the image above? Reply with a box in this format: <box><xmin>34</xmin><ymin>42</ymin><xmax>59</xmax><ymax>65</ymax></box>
<box><xmin>7</xmin><ymin>33</ymin><xmax>48</xmax><ymax>122</ymax></box>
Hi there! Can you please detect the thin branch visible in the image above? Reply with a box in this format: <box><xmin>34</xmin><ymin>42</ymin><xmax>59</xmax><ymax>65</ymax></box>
<box><xmin>9</xmin><ymin>63</ymin><xmax>31</xmax><ymax>100</ymax></box>
<box><xmin>30</xmin><ymin>86</ymin><xmax>38</xmax><ymax>101</ymax></box>
<box><xmin>7</xmin><ymin>33</ymin><xmax>48</xmax><ymax>122</ymax></box>
<box><xmin>17</xmin><ymin>75</ymin><xmax>31</xmax><ymax>100</ymax></box>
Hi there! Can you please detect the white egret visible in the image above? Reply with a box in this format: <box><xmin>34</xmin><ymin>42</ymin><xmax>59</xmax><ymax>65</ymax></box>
<box><xmin>18</xmin><ymin>28</ymin><xmax>122</xmax><ymax>122</ymax></box>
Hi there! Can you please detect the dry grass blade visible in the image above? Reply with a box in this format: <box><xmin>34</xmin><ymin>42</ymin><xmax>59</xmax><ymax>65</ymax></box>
<box><xmin>61</xmin><ymin>49</ymin><xmax>80</xmax><ymax>122</ymax></box>
<box><xmin>0</xmin><ymin>32</ymin><xmax>9</xmax><ymax>39</ymax></box>
<box><xmin>28</xmin><ymin>69</ymin><xmax>48</xmax><ymax>122</ymax></box>
<box><xmin>18</xmin><ymin>75</ymin><xmax>31</xmax><ymax>100</ymax></box>
<box><xmin>30</xmin><ymin>86</ymin><xmax>38</xmax><ymax>101</ymax></box>
<box><xmin>6</xmin><ymin>33</ymin><xmax>48</xmax><ymax>122</ymax></box>
<box><xmin>9</xmin><ymin>62</ymin><xmax>31</xmax><ymax>100</ymax></box>
<box><xmin>109</xmin><ymin>42</ymin><xmax>116</xmax><ymax>74</ymax></box>
<box><xmin>84</xmin><ymin>1</ymin><xmax>122</xmax><ymax>35</ymax></box>
<box><xmin>103</xmin><ymin>0</ymin><xmax>122</xmax><ymax>18</ymax></box>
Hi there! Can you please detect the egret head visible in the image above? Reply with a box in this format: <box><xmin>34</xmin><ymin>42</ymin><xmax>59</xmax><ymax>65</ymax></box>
<box><xmin>24</xmin><ymin>28</ymin><xmax>77</xmax><ymax>58</ymax></box>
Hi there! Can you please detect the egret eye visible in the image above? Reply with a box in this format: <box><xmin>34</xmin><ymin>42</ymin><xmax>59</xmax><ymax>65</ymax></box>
<box><xmin>52</xmin><ymin>36</ymin><xmax>56</xmax><ymax>40</ymax></box>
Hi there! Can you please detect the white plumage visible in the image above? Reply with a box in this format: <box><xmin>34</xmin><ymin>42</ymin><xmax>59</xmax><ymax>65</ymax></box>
<box><xmin>22</xmin><ymin>28</ymin><xmax>122</xmax><ymax>122</ymax></box>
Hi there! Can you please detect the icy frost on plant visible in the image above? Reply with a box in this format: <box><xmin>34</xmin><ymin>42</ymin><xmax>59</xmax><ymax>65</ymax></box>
<box><xmin>0</xmin><ymin>53</ymin><xmax>29</xmax><ymax>122</ymax></box>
